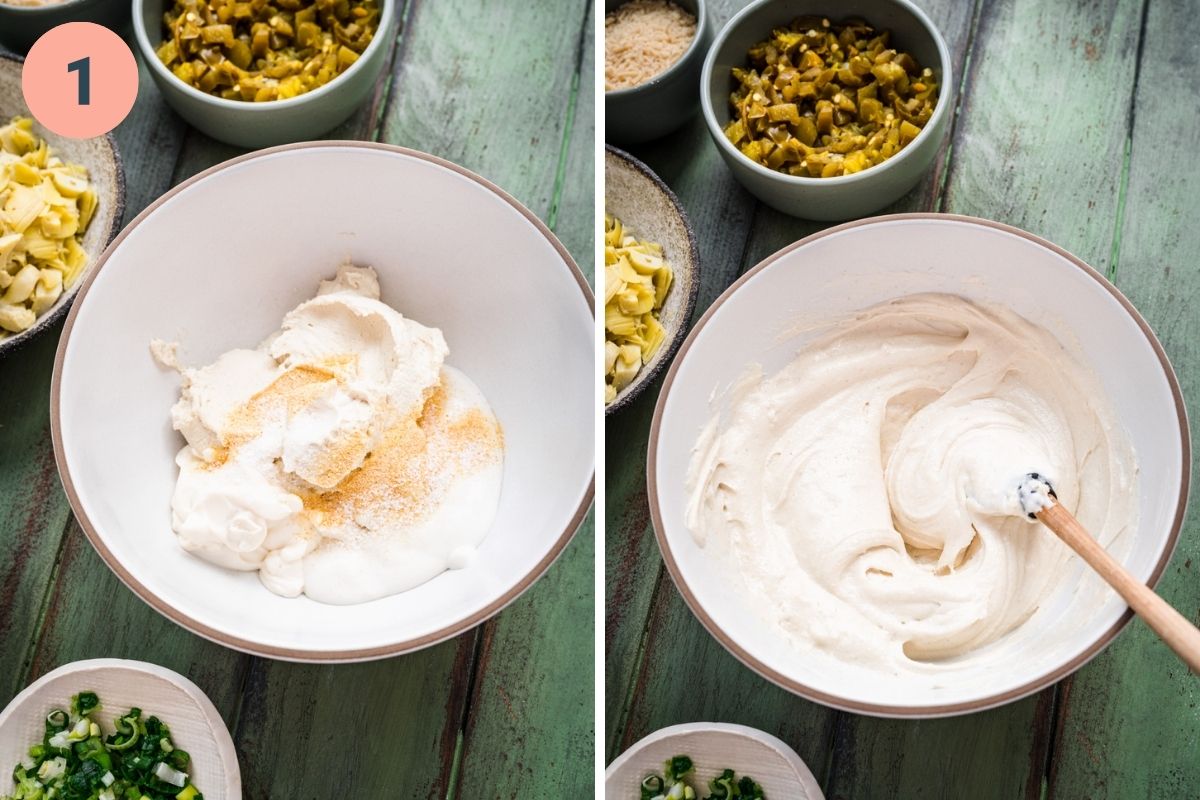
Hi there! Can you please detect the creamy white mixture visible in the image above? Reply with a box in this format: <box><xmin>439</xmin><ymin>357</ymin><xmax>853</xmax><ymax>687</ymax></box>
<box><xmin>686</xmin><ymin>294</ymin><xmax>1137</xmax><ymax>675</ymax></box>
<box><xmin>154</xmin><ymin>264</ymin><xmax>503</xmax><ymax>605</ymax></box>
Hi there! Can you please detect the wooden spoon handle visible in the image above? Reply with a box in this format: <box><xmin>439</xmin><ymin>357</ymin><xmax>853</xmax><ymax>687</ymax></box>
<box><xmin>1037</xmin><ymin>502</ymin><xmax>1200</xmax><ymax>674</ymax></box>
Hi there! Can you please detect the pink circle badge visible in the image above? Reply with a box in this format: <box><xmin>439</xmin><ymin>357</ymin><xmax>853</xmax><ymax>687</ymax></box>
<box><xmin>22</xmin><ymin>23</ymin><xmax>138</xmax><ymax>139</ymax></box>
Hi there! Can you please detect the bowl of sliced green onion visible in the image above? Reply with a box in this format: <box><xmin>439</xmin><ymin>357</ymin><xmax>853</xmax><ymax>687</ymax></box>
<box><xmin>605</xmin><ymin>722</ymin><xmax>824</xmax><ymax>800</ymax></box>
<box><xmin>0</xmin><ymin>659</ymin><xmax>240</xmax><ymax>800</ymax></box>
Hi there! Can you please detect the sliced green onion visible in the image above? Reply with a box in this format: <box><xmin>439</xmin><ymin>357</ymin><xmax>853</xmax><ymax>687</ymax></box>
<box><xmin>153</xmin><ymin>762</ymin><xmax>189</xmax><ymax>787</ymax></box>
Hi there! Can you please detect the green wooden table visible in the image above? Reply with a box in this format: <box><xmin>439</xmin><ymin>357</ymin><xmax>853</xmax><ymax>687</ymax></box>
<box><xmin>606</xmin><ymin>0</ymin><xmax>1200</xmax><ymax>796</ymax></box>
<box><xmin>0</xmin><ymin>1</ymin><xmax>594</xmax><ymax>797</ymax></box>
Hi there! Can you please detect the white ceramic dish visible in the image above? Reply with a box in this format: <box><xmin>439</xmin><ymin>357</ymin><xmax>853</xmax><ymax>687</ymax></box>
<box><xmin>0</xmin><ymin>55</ymin><xmax>125</xmax><ymax>357</ymax></box>
<box><xmin>605</xmin><ymin>722</ymin><xmax>824</xmax><ymax>799</ymax></box>
<box><xmin>0</xmin><ymin>659</ymin><xmax>240</xmax><ymax>798</ymax></box>
<box><xmin>52</xmin><ymin>143</ymin><xmax>594</xmax><ymax>662</ymax></box>
<box><xmin>650</xmin><ymin>214</ymin><xmax>1190</xmax><ymax>716</ymax></box>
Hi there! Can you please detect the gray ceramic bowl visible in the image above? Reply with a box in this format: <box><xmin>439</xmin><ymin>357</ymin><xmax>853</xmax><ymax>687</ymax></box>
<box><xmin>605</xmin><ymin>0</ymin><xmax>712</xmax><ymax>145</ymax></box>
<box><xmin>605</xmin><ymin>145</ymin><xmax>698</xmax><ymax>414</ymax></box>
<box><xmin>0</xmin><ymin>55</ymin><xmax>124</xmax><ymax>357</ymax></box>
<box><xmin>0</xmin><ymin>0</ymin><xmax>129</xmax><ymax>54</ymax></box>
<box><xmin>701</xmin><ymin>0</ymin><xmax>952</xmax><ymax>220</ymax></box>
<box><xmin>132</xmin><ymin>0</ymin><xmax>395</xmax><ymax>148</ymax></box>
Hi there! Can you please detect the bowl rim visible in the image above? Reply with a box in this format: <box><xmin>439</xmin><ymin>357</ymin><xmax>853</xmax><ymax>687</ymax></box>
<box><xmin>0</xmin><ymin>52</ymin><xmax>126</xmax><ymax>358</ymax></box>
<box><xmin>131</xmin><ymin>0</ymin><xmax>396</xmax><ymax>112</ymax></box>
<box><xmin>0</xmin><ymin>658</ymin><xmax>242</xmax><ymax>796</ymax></box>
<box><xmin>50</xmin><ymin>140</ymin><xmax>596</xmax><ymax>663</ymax></box>
<box><xmin>646</xmin><ymin>212</ymin><xmax>1192</xmax><ymax>718</ymax></box>
<box><xmin>604</xmin><ymin>144</ymin><xmax>700</xmax><ymax>415</ymax></box>
<box><xmin>604</xmin><ymin>721</ymin><xmax>824</xmax><ymax>799</ymax></box>
<box><xmin>604</xmin><ymin>0</ymin><xmax>708</xmax><ymax>98</ymax></box>
<box><xmin>699</xmin><ymin>0</ymin><xmax>953</xmax><ymax>188</ymax></box>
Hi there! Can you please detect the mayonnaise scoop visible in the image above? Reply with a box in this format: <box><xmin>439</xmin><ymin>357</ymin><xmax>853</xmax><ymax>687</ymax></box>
<box><xmin>155</xmin><ymin>264</ymin><xmax>503</xmax><ymax>604</ymax></box>
<box><xmin>685</xmin><ymin>293</ymin><xmax>1137</xmax><ymax>676</ymax></box>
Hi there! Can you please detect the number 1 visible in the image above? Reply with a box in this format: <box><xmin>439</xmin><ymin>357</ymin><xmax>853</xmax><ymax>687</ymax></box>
<box><xmin>67</xmin><ymin>57</ymin><xmax>90</xmax><ymax>105</ymax></box>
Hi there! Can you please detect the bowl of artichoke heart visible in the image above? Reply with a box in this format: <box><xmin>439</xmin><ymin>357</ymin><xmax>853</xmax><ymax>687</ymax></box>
<box><xmin>701</xmin><ymin>0</ymin><xmax>951</xmax><ymax>220</ymax></box>
<box><xmin>605</xmin><ymin>146</ymin><xmax>698</xmax><ymax>414</ymax></box>
<box><xmin>133</xmin><ymin>0</ymin><xmax>395</xmax><ymax>148</ymax></box>
<box><xmin>0</xmin><ymin>57</ymin><xmax>124</xmax><ymax>356</ymax></box>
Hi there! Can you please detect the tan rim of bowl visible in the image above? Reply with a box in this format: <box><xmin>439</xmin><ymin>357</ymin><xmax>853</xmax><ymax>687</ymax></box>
<box><xmin>51</xmin><ymin>141</ymin><xmax>596</xmax><ymax>663</ymax></box>
<box><xmin>647</xmin><ymin>212</ymin><xmax>1191</xmax><ymax>718</ymax></box>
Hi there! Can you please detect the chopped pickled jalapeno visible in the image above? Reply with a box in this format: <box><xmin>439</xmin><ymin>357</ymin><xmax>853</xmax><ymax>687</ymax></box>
<box><xmin>157</xmin><ymin>0</ymin><xmax>380</xmax><ymax>102</ymax></box>
<box><xmin>723</xmin><ymin>16</ymin><xmax>939</xmax><ymax>178</ymax></box>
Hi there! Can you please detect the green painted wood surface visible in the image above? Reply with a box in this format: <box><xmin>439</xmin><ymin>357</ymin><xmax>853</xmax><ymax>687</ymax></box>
<box><xmin>606</xmin><ymin>0</ymin><xmax>1199</xmax><ymax>798</ymax></box>
<box><xmin>1047</xmin><ymin>0</ymin><xmax>1200</xmax><ymax>795</ymax></box>
<box><xmin>0</xmin><ymin>0</ymin><xmax>594</xmax><ymax>796</ymax></box>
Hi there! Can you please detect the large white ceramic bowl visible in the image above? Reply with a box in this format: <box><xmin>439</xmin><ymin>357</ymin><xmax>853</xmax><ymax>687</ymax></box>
<box><xmin>52</xmin><ymin>143</ymin><xmax>594</xmax><ymax>662</ymax></box>
<box><xmin>650</xmin><ymin>214</ymin><xmax>1190</xmax><ymax>716</ymax></box>
<box><xmin>0</xmin><ymin>659</ymin><xmax>240</xmax><ymax>799</ymax></box>
<box><xmin>605</xmin><ymin>723</ymin><xmax>824</xmax><ymax>799</ymax></box>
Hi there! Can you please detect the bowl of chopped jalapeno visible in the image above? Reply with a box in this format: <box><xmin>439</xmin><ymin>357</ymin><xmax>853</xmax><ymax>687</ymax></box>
<box><xmin>133</xmin><ymin>0</ymin><xmax>395</xmax><ymax>148</ymax></box>
<box><xmin>700</xmin><ymin>0</ymin><xmax>952</xmax><ymax>220</ymax></box>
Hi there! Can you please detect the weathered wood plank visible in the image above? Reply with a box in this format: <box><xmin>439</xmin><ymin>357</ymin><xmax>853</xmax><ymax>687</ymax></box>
<box><xmin>0</xmin><ymin>325</ymin><xmax>72</xmax><ymax>704</ymax></box>
<box><xmin>453</xmin><ymin>6</ymin><xmax>594</xmax><ymax>796</ymax></box>
<box><xmin>378</xmin><ymin>0</ymin><xmax>585</xmax><ymax>220</ymax></box>
<box><xmin>824</xmin><ymin>1</ymin><xmax>1146</xmax><ymax>797</ymax></box>
<box><xmin>114</xmin><ymin>54</ymin><xmax>191</xmax><ymax>222</ymax></box>
<box><xmin>548</xmin><ymin>0</ymin><xmax>597</xmax><ymax>273</ymax></box>
<box><xmin>233</xmin><ymin>638</ymin><xmax>475</xmax><ymax>800</ymax></box>
<box><xmin>1048</xmin><ymin>0</ymin><xmax>1200</xmax><ymax>795</ymax></box>
<box><xmin>26</xmin><ymin>522</ymin><xmax>248</xmax><ymax>720</ymax></box>
<box><xmin>456</xmin><ymin>519</ymin><xmax>596</xmax><ymax>799</ymax></box>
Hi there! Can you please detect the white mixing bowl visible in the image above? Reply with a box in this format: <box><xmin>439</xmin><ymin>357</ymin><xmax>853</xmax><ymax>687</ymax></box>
<box><xmin>649</xmin><ymin>214</ymin><xmax>1189</xmax><ymax>716</ymax></box>
<box><xmin>52</xmin><ymin>143</ymin><xmax>594</xmax><ymax>662</ymax></box>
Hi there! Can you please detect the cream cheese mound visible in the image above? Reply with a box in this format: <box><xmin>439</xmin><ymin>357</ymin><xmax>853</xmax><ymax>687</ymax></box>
<box><xmin>154</xmin><ymin>264</ymin><xmax>504</xmax><ymax>604</ymax></box>
<box><xmin>685</xmin><ymin>293</ymin><xmax>1138</xmax><ymax>677</ymax></box>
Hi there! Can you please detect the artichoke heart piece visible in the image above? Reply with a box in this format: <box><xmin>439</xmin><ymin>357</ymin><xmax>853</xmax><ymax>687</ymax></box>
<box><xmin>0</xmin><ymin>117</ymin><xmax>96</xmax><ymax>336</ymax></box>
<box><xmin>602</xmin><ymin>213</ymin><xmax>675</xmax><ymax>404</ymax></box>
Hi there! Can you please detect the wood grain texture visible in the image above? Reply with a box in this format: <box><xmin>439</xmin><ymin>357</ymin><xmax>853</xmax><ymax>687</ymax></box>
<box><xmin>233</xmin><ymin>639</ymin><xmax>474</xmax><ymax>800</ymax></box>
<box><xmin>26</xmin><ymin>522</ymin><xmax>248</xmax><ymax>722</ymax></box>
<box><xmin>0</xmin><ymin>325</ymin><xmax>71</xmax><ymax>704</ymax></box>
<box><xmin>457</xmin><ymin>519</ymin><xmax>596</xmax><ymax>799</ymax></box>
<box><xmin>939</xmin><ymin>0</ymin><xmax>1143</xmax><ymax>271</ymax></box>
<box><xmin>452</xmin><ymin>7</ymin><xmax>595</xmax><ymax>796</ymax></box>
<box><xmin>1048</xmin><ymin>0</ymin><xmax>1200</xmax><ymax>795</ymax></box>
<box><xmin>379</xmin><ymin>0</ymin><xmax>586</xmax><ymax>221</ymax></box>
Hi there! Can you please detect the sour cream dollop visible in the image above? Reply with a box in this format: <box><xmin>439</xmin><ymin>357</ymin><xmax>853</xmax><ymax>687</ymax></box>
<box><xmin>685</xmin><ymin>294</ymin><xmax>1137</xmax><ymax>676</ymax></box>
<box><xmin>155</xmin><ymin>264</ymin><xmax>503</xmax><ymax>604</ymax></box>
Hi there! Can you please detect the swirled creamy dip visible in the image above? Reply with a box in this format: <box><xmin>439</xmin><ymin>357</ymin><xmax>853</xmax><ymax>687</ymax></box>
<box><xmin>153</xmin><ymin>264</ymin><xmax>503</xmax><ymax>604</ymax></box>
<box><xmin>685</xmin><ymin>294</ymin><xmax>1137</xmax><ymax>675</ymax></box>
